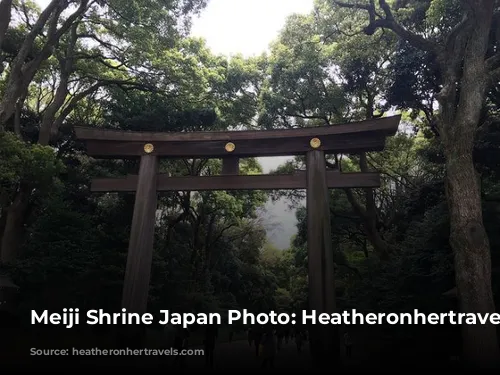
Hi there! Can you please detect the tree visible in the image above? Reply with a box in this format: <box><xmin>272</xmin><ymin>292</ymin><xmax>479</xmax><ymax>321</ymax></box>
<box><xmin>0</xmin><ymin>0</ymin><xmax>208</xmax><ymax>265</ymax></box>
<box><xmin>0</xmin><ymin>0</ymin><xmax>208</xmax><ymax>130</ymax></box>
<box><xmin>333</xmin><ymin>0</ymin><xmax>500</xmax><ymax>367</ymax></box>
<box><xmin>259</xmin><ymin>9</ymin><xmax>400</xmax><ymax>259</ymax></box>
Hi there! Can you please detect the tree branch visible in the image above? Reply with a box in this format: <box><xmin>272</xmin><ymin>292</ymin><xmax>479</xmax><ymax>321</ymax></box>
<box><xmin>209</xmin><ymin>223</ymin><xmax>237</xmax><ymax>248</ymax></box>
<box><xmin>344</xmin><ymin>188</ymin><xmax>368</xmax><ymax>218</ymax></box>
<box><xmin>333</xmin><ymin>0</ymin><xmax>439</xmax><ymax>53</ymax></box>
<box><xmin>38</xmin><ymin>23</ymin><xmax>79</xmax><ymax>145</ymax></box>
<box><xmin>49</xmin><ymin>78</ymin><xmax>152</xmax><ymax>140</ymax></box>
<box><xmin>490</xmin><ymin>66</ymin><xmax>500</xmax><ymax>80</ymax></box>
<box><xmin>0</xmin><ymin>0</ymin><xmax>13</xmax><ymax>52</ymax></box>
<box><xmin>486</xmin><ymin>50</ymin><xmax>500</xmax><ymax>77</ymax></box>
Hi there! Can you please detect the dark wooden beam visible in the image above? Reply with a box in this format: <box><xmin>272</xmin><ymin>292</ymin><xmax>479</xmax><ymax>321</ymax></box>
<box><xmin>90</xmin><ymin>171</ymin><xmax>381</xmax><ymax>192</ymax></box>
<box><xmin>82</xmin><ymin>134</ymin><xmax>387</xmax><ymax>158</ymax></box>
<box><xmin>74</xmin><ymin>115</ymin><xmax>400</xmax><ymax>158</ymax></box>
<box><xmin>221</xmin><ymin>157</ymin><xmax>239</xmax><ymax>175</ymax></box>
<box><xmin>306</xmin><ymin>150</ymin><xmax>339</xmax><ymax>365</ymax></box>
<box><xmin>75</xmin><ymin>115</ymin><xmax>400</xmax><ymax>142</ymax></box>
<box><xmin>121</xmin><ymin>155</ymin><xmax>158</xmax><ymax>315</ymax></box>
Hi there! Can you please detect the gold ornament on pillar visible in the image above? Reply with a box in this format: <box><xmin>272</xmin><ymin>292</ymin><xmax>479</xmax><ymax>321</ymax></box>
<box><xmin>225</xmin><ymin>142</ymin><xmax>235</xmax><ymax>152</ymax></box>
<box><xmin>310</xmin><ymin>138</ymin><xmax>321</xmax><ymax>148</ymax></box>
<box><xmin>144</xmin><ymin>143</ymin><xmax>154</xmax><ymax>153</ymax></box>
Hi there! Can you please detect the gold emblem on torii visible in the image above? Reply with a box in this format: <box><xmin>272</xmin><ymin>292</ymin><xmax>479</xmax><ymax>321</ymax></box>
<box><xmin>310</xmin><ymin>137</ymin><xmax>321</xmax><ymax>148</ymax></box>
<box><xmin>225</xmin><ymin>142</ymin><xmax>235</xmax><ymax>152</ymax></box>
<box><xmin>144</xmin><ymin>143</ymin><xmax>154</xmax><ymax>153</ymax></box>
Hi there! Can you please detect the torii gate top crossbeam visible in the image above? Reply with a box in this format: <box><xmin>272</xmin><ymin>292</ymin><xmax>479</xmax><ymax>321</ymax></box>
<box><xmin>74</xmin><ymin>115</ymin><xmax>400</xmax><ymax>158</ymax></box>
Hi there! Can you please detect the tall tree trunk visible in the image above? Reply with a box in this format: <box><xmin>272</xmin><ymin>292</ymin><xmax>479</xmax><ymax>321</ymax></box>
<box><xmin>334</xmin><ymin>0</ymin><xmax>500</xmax><ymax>367</ymax></box>
<box><xmin>0</xmin><ymin>184</ymin><xmax>31</xmax><ymax>264</ymax></box>
<box><xmin>438</xmin><ymin>3</ymin><xmax>499</xmax><ymax>368</ymax></box>
<box><xmin>444</xmin><ymin>147</ymin><xmax>498</xmax><ymax>368</ymax></box>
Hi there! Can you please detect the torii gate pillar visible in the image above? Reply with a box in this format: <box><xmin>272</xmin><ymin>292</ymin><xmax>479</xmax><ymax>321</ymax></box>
<box><xmin>120</xmin><ymin>154</ymin><xmax>158</xmax><ymax>345</ymax></box>
<box><xmin>122</xmin><ymin>154</ymin><xmax>158</xmax><ymax>313</ymax></box>
<box><xmin>306</xmin><ymin>150</ymin><xmax>339</xmax><ymax>365</ymax></box>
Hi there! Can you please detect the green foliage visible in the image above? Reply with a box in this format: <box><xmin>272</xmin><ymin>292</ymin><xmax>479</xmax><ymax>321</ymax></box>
<box><xmin>259</xmin><ymin>13</ymin><xmax>348</xmax><ymax>129</ymax></box>
<box><xmin>0</xmin><ymin>132</ymin><xmax>63</xmax><ymax>204</ymax></box>
<box><xmin>425</xmin><ymin>0</ymin><xmax>463</xmax><ymax>33</ymax></box>
<box><xmin>10</xmin><ymin>196</ymin><xmax>115</xmax><ymax>311</ymax></box>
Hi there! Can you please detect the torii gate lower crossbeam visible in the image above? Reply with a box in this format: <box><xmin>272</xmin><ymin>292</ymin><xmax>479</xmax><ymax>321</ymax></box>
<box><xmin>74</xmin><ymin>115</ymin><xmax>400</xmax><ymax>363</ymax></box>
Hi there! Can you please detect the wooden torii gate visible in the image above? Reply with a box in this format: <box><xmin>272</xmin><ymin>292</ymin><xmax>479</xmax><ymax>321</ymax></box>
<box><xmin>74</xmin><ymin>115</ymin><xmax>400</xmax><ymax>361</ymax></box>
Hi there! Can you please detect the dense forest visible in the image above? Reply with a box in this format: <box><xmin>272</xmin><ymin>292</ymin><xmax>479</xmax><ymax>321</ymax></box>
<box><xmin>1</xmin><ymin>0</ymin><xmax>500</xmax><ymax>370</ymax></box>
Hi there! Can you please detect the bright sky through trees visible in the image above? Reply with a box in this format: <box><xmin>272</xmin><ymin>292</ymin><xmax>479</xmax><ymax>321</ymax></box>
<box><xmin>35</xmin><ymin>0</ymin><xmax>314</xmax><ymax>58</ymax></box>
<box><xmin>190</xmin><ymin>0</ymin><xmax>314</xmax><ymax>57</ymax></box>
